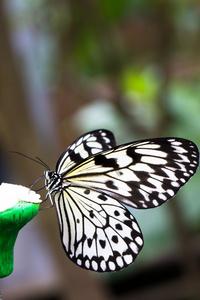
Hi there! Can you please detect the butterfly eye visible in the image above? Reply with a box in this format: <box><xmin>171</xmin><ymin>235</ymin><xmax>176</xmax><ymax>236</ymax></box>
<box><xmin>45</xmin><ymin>170</ymin><xmax>53</xmax><ymax>179</ymax></box>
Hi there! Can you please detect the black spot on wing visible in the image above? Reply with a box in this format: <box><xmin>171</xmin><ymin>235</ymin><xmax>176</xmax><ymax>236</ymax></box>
<box><xmin>87</xmin><ymin>238</ymin><xmax>92</xmax><ymax>248</ymax></box>
<box><xmin>112</xmin><ymin>235</ymin><xmax>119</xmax><ymax>244</ymax></box>
<box><xmin>126</xmin><ymin>147</ymin><xmax>142</xmax><ymax>162</ymax></box>
<box><xmin>99</xmin><ymin>240</ymin><xmax>106</xmax><ymax>249</ymax></box>
<box><xmin>114</xmin><ymin>210</ymin><xmax>120</xmax><ymax>216</ymax></box>
<box><xmin>68</xmin><ymin>151</ymin><xmax>82</xmax><ymax>164</ymax></box>
<box><xmin>94</xmin><ymin>154</ymin><xmax>119</xmax><ymax>168</ymax></box>
<box><xmin>105</xmin><ymin>180</ymin><xmax>118</xmax><ymax>190</ymax></box>
<box><xmin>89</xmin><ymin>210</ymin><xmax>95</xmax><ymax>218</ymax></box>
<box><xmin>98</xmin><ymin>194</ymin><xmax>107</xmax><ymax>201</ymax></box>
<box><xmin>115</xmin><ymin>223</ymin><xmax>123</xmax><ymax>230</ymax></box>
<box><xmin>84</xmin><ymin>189</ymin><xmax>90</xmax><ymax>195</ymax></box>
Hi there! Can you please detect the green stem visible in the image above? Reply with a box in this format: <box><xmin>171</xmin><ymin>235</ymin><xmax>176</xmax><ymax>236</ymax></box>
<box><xmin>0</xmin><ymin>201</ymin><xmax>40</xmax><ymax>278</ymax></box>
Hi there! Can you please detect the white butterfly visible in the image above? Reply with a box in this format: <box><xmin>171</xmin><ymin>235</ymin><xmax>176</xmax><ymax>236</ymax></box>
<box><xmin>44</xmin><ymin>129</ymin><xmax>199</xmax><ymax>272</ymax></box>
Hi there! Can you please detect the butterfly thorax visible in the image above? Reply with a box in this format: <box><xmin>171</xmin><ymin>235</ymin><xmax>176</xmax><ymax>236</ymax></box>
<box><xmin>44</xmin><ymin>170</ymin><xmax>70</xmax><ymax>194</ymax></box>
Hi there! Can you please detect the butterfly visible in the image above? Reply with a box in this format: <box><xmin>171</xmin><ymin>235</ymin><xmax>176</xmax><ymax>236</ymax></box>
<box><xmin>44</xmin><ymin>129</ymin><xmax>199</xmax><ymax>272</ymax></box>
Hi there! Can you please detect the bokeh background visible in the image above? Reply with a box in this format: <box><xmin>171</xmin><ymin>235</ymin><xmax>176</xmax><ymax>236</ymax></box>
<box><xmin>0</xmin><ymin>1</ymin><xmax>200</xmax><ymax>299</ymax></box>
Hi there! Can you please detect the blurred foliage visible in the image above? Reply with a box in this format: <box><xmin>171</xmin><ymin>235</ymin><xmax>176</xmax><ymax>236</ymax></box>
<box><xmin>168</xmin><ymin>81</ymin><xmax>200</xmax><ymax>136</ymax></box>
<box><xmin>6</xmin><ymin>0</ymin><xmax>200</xmax><ymax>280</ymax></box>
<box><xmin>120</xmin><ymin>65</ymin><xmax>162</xmax><ymax>102</ymax></box>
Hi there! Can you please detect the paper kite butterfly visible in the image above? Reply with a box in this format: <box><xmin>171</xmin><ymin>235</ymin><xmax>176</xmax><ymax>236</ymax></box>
<box><xmin>44</xmin><ymin>129</ymin><xmax>199</xmax><ymax>272</ymax></box>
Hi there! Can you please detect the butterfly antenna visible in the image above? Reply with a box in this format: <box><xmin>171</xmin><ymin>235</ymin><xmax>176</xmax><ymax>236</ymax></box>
<box><xmin>39</xmin><ymin>194</ymin><xmax>54</xmax><ymax>210</ymax></box>
<box><xmin>9</xmin><ymin>151</ymin><xmax>49</xmax><ymax>169</ymax></box>
<box><xmin>39</xmin><ymin>204</ymin><xmax>54</xmax><ymax>210</ymax></box>
<box><xmin>35</xmin><ymin>157</ymin><xmax>50</xmax><ymax>170</ymax></box>
<box><xmin>29</xmin><ymin>174</ymin><xmax>45</xmax><ymax>191</ymax></box>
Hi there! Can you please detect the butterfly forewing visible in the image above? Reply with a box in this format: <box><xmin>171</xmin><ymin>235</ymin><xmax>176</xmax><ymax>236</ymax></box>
<box><xmin>53</xmin><ymin>186</ymin><xmax>143</xmax><ymax>272</ymax></box>
<box><xmin>66</xmin><ymin>138</ymin><xmax>199</xmax><ymax>209</ymax></box>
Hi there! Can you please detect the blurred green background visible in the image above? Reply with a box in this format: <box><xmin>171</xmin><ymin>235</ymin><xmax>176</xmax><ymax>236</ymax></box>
<box><xmin>0</xmin><ymin>1</ymin><xmax>200</xmax><ymax>299</ymax></box>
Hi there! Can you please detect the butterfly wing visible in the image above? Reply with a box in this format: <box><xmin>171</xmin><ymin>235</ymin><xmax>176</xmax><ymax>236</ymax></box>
<box><xmin>50</xmin><ymin>132</ymin><xmax>198</xmax><ymax>272</ymax></box>
<box><xmin>65</xmin><ymin>137</ymin><xmax>199</xmax><ymax>209</ymax></box>
<box><xmin>53</xmin><ymin>186</ymin><xmax>143</xmax><ymax>272</ymax></box>
<box><xmin>56</xmin><ymin>129</ymin><xmax>116</xmax><ymax>174</ymax></box>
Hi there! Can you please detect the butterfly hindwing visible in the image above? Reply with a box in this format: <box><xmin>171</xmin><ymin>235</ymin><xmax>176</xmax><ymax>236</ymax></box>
<box><xmin>66</xmin><ymin>137</ymin><xmax>199</xmax><ymax>209</ymax></box>
<box><xmin>53</xmin><ymin>186</ymin><xmax>143</xmax><ymax>272</ymax></box>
